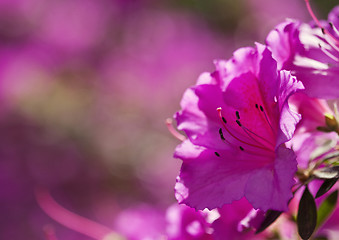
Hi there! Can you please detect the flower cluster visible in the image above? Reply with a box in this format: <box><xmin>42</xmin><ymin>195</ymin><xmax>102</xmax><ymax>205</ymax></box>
<box><xmin>172</xmin><ymin>2</ymin><xmax>339</xmax><ymax>239</ymax></box>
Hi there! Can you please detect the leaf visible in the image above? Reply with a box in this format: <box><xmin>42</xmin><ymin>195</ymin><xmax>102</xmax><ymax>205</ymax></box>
<box><xmin>313</xmin><ymin>166</ymin><xmax>339</xmax><ymax>180</ymax></box>
<box><xmin>316</xmin><ymin>190</ymin><xmax>338</xmax><ymax>229</ymax></box>
<box><xmin>255</xmin><ymin>210</ymin><xmax>282</xmax><ymax>234</ymax></box>
<box><xmin>316</xmin><ymin>178</ymin><xmax>339</xmax><ymax>198</ymax></box>
<box><xmin>297</xmin><ymin>186</ymin><xmax>317</xmax><ymax>240</ymax></box>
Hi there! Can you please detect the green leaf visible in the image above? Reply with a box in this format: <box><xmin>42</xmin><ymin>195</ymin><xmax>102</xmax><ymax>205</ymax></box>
<box><xmin>255</xmin><ymin>210</ymin><xmax>282</xmax><ymax>234</ymax></box>
<box><xmin>316</xmin><ymin>178</ymin><xmax>339</xmax><ymax>198</ymax></box>
<box><xmin>297</xmin><ymin>186</ymin><xmax>317</xmax><ymax>240</ymax></box>
<box><xmin>316</xmin><ymin>190</ymin><xmax>338</xmax><ymax>229</ymax></box>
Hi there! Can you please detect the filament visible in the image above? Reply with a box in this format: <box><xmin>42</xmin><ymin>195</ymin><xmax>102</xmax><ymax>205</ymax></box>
<box><xmin>319</xmin><ymin>43</ymin><xmax>339</xmax><ymax>62</ymax></box>
<box><xmin>304</xmin><ymin>0</ymin><xmax>339</xmax><ymax>45</ymax></box>
<box><xmin>166</xmin><ymin>118</ymin><xmax>186</xmax><ymax>141</ymax></box>
<box><xmin>35</xmin><ymin>187</ymin><xmax>116</xmax><ymax>240</ymax></box>
<box><xmin>216</xmin><ymin>107</ymin><xmax>272</xmax><ymax>152</ymax></box>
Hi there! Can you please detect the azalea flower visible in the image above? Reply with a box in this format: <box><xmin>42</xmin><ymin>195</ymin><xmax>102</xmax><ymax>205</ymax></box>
<box><xmin>174</xmin><ymin>43</ymin><xmax>304</xmax><ymax>212</ymax></box>
<box><xmin>166</xmin><ymin>204</ymin><xmax>213</xmax><ymax>240</ymax></box>
<box><xmin>266</xmin><ymin>4</ymin><xmax>339</xmax><ymax>99</ymax></box>
<box><xmin>212</xmin><ymin>198</ymin><xmax>267</xmax><ymax>240</ymax></box>
<box><xmin>287</xmin><ymin>92</ymin><xmax>339</xmax><ymax>169</ymax></box>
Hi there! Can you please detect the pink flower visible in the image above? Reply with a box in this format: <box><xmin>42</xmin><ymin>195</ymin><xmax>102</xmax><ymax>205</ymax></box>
<box><xmin>174</xmin><ymin>43</ymin><xmax>304</xmax><ymax>212</ymax></box>
<box><xmin>266</xmin><ymin>5</ymin><xmax>339</xmax><ymax>99</ymax></box>
<box><xmin>114</xmin><ymin>205</ymin><xmax>166</xmax><ymax>240</ymax></box>
<box><xmin>166</xmin><ymin>204</ymin><xmax>212</xmax><ymax>240</ymax></box>
<box><xmin>212</xmin><ymin>198</ymin><xmax>266</xmax><ymax>240</ymax></box>
<box><xmin>287</xmin><ymin>92</ymin><xmax>339</xmax><ymax>169</ymax></box>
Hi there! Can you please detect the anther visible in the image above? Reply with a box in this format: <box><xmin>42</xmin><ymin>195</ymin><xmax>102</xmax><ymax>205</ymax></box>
<box><xmin>236</xmin><ymin>111</ymin><xmax>240</xmax><ymax>119</ymax></box>
<box><xmin>318</xmin><ymin>43</ymin><xmax>339</xmax><ymax>62</ymax></box>
<box><xmin>260</xmin><ymin>105</ymin><xmax>275</xmax><ymax>134</ymax></box>
<box><xmin>236</xmin><ymin>120</ymin><xmax>242</xmax><ymax>127</ymax></box>
<box><xmin>219</xmin><ymin>128</ymin><xmax>225</xmax><ymax>140</ymax></box>
<box><xmin>304</xmin><ymin>0</ymin><xmax>339</xmax><ymax>45</ymax></box>
<box><xmin>330</xmin><ymin>22</ymin><xmax>339</xmax><ymax>37</ymax></box>
<box><xmin>215</xmin><ymin>152</ymin><xmax>220</xmax><ymax>157</ymax></box>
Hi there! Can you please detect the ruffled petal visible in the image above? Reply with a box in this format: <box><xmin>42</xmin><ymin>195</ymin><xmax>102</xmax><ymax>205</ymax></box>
<box><xmin>267</xmin><ymin>15</ymin><xmax>339</xmax><ymax>99</ymax></box>
<box><xmin>175</xmin><ymin>84</ymin><xmax>230</xmax><ymax>150</ymax></box>
<box><xmin>175</xmin><ymin>140</ymin><xmax>296</xmax><ymax>211</ymax></box>
<box><xmin>276</xmin><ymin>70</ymin><xmax>304</xmax><ymax>146</ymax></box>
<box><xmin>266</xmin><ymin>20</ymin><xmax>301</xmax><ymax>70</ymax></box>
<box><xmin>245</xmin><ymin>145</ymin><xmax>297</xmax><ymax>211</ymax></box>
<box><xmin>175</xmin><ymin>140</ymin><xmax>257</xmax><ymax>210</ymax></box>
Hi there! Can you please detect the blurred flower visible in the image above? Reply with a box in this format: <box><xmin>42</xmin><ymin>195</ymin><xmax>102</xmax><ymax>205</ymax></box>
<box><xmin>33</xmin><ymin>0</ymin><xmax>111</xmax><ymax>56</ymax></box>
<box><xmin>166</xmin><ymin>204</ymin><xmax>212</xmax><ymax>240</ymax></box>
<box><xmin>267</xmin><ymin>5</ymin><xmax>339</xmax><ymax>99</ymax></box>
<box><xmin>113</xmin><ymin>204</ymin><xmax>166</xmax><ymax>240</ymax></box>
<box><xmin>174</xmin><ymin>43</ymin><xmax>303</xmax><ymax>212</ymax></box>
<box><xmin>0</xmin><ymin>1</ymin><xmax>237</xmax><ymax>238</ymax></box>
<box><xmin>212</xmin><ymin>198</ymin><xmax>266</xmax><ymax>240</ymax></box>
<box><xmin>287</xmin><ymin>92</ymin><xmax>339</xmax><ymax>169</ymax></box>
<box><xmin>0</xmin><ymin>112</ymin><xmax>109</xmax><ymax>239</ymax></box>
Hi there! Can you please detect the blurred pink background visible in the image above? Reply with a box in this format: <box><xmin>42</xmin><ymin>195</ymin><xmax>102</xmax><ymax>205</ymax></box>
<box><xmin>0</xmin><ymin>0</ymin><xmax>329</xmax><ymax>239</ymax></box>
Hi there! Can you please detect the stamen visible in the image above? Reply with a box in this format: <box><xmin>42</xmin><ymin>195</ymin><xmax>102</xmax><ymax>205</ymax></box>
<box><xmin>329</xmin><ymin>22</ymin><xmax>339</xmax><ymax>37</ymax></box>
<box><xmin>258</xmin><ymin>105</ymin><xmax>275</xmax><ymax>134</ymax></box>
<box><xmin>236</xmin><ymin>111</ymin><xmax>240</xmax><ymax>119</ymax></box>
<box><xmin>235</xmin><ymin>119</ymin><xmax>274</xmax><ymax>150</ymax></box>
<box><xmin>215</xmin><ymin>152</ymin><xmax>220</xmax><ymax>157</ymax></box>
<box><xmin>241</xmin><ymin>149</ymin><xmax>275</xmax><ymax>159</ymax></box>
<box><xmin>216</xmin><ymin>107</ymin><xmax>272</xmax><ymax>151</ymax></box>
<box><xmin>236</xmin><ymin>120</ymin><xmax>242</xmax><ymax>127</ymax></box>
<box><xmin>219</xmin><ymin>128</ymin><xmax>226</xmax><ymax>140</ymax></box>
<box><xmin>322</xmin><ymin>34</ymin><xmax>339</xmax><ymax>53</ymax></box>
<box><xmin>240</xmin><ymin>124</ymin><xmax>275</xmax><ymax>148</ymax></box>
<box><xmin>166</xmin><ymin>118</ymin><xmax>186</xmax><ymax>141</ymax></box>
<box><xmin>318</xmin><ymin>43</ymin><xmax>339</xmax><ymax>62</ymax></box>
<box><xmin>304</xmin><ymin>0</ymin><xmax>339</xmax><ymax>45</ymax></box>
<box><xmin>218</xmin><ymin>127</ymin><xmax>237</xmax><ymax>147</ymax></box>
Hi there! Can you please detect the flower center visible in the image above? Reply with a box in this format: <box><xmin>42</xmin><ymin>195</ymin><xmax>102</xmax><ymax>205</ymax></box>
<box><xmin>214</xmin><ymin>105</ymin><xmax>276</xmax><ymax>159</ymax></box>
